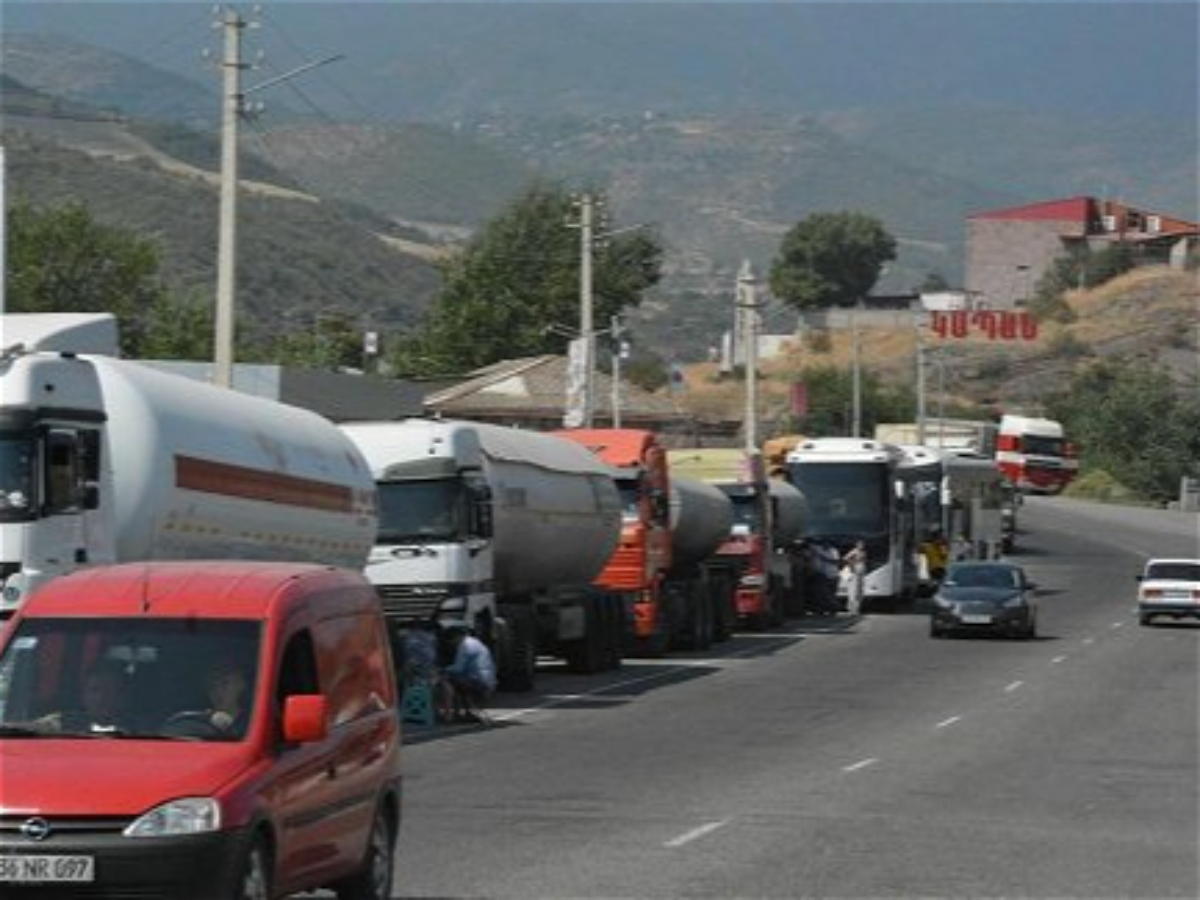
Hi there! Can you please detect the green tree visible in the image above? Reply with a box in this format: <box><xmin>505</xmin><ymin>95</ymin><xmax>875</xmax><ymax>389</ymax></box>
<box><xmin>138</xmin><ymin>290</ymin><xmax>213</xmax><ymax>360</ymax></box>
<box><xmin>391</xmin><ymin>182</ymin><xmax>663</xmax><ymax>376</ymax></box>
<box><xmin>768</xmin><ymin>211</ymin><xmax>896</xmax><ymax>311</ymax></box>
<box><xmin>775</xmin><ymin>364</ymin><xmax>914</xmax><ymax>438</ymax></box>
<box><xmin>7</xmin><ymin>201</ymin><xmax>168</xmax><ymax>356</ymax></box>
<box><xmin>1047</xmin><ymin>361</ymin><xmax>1200</xmax><ymax>503</ymax></box>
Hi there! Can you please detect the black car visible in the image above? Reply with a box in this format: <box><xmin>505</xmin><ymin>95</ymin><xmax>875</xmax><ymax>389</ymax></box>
<box><xmin>930</xmin><ymin>560</ymin><xmax>1038</xmax><ymax>639</ymax></box>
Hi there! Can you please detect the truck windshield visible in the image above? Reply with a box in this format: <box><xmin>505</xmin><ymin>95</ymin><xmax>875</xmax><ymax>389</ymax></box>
<box><xmin>376</xmin><ymin>478</ymin><xmax>465</xmax><ymax>542</ymax></box>
<box><xmin>0</xmin><ymin>617</ymin><xmax>260</xmax><ymax>741</ymax></box>
<box><xmin>0</xmin><ymin>435</ymin><xmax>36</xmax><ymax>522</ymax></box>
<box><xmin>615</xmin><ymin>478</ymin><xmax>641</xmax><ymax>521</ymax></box>
<box><xmin>787</xmin><ymin>461</ymin><xmax>889</xmax><ymax>538</ymax></box>
<box><xmin>1020</xmin><ymin>434</ymin><xmax>1065</xmax><ymax>456</ymax></box>
<box><xmin>725</xmin><ymin>493</ymin><xmax>762</xmax><ymax>530</ymax></box>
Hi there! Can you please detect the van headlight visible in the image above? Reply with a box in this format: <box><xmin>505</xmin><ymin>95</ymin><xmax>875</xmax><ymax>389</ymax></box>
<box><xmin>124</xmin><ymin>798</ymin><xmax>220</xmax><ymax>837</ymax></box>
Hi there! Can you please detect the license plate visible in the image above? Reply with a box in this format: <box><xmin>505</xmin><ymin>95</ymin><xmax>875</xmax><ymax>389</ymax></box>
<box><xmin>960</xmin><ymin>614</ymin><xmax>993</xmax><ymax>625</ymax></box>
<box><xmin>0</xmin><ymin>854</ymin><xmax>95</xmax><ymax>883</ymax></box>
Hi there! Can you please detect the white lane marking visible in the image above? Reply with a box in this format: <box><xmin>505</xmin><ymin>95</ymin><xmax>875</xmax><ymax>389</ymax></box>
<box><xmin>1051</xmin><ymin>655</ymin><xmax>1068</xmax><ymax>664</ymax></box>
<box><xmin>665</xmin><ymin>819</ymin><xmax>728</xmax><ymax>848</ymax></box>
<box><xmin>1111</xmin><ymin>622</ymin><xmax>1125</xmax><ymax>630</ymax></box>
<box><xmin>935</xmin><ymin>715</ymin><xmax>962</xmax><ymax>729</ymax></box>
<box><xmin>842</xmin><ymin>757</ymin><xmax>879</xmax><ymax>773</ymax></box>
<box><xmin>1005</xmin><ymin>680</ymin><xmax>1024</xmax><ymax>693</ymax></box>
<box><xmin>1082</xmin><ymin>637</ymin><xmax>1095</xmax><ymax>645</ymax></box>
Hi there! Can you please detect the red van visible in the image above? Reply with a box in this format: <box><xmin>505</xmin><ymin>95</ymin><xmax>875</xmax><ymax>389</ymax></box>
<box><xmin>0</xmin><ymin>561</ymin><xmax>403</xmax><ymax>899</ymax></box>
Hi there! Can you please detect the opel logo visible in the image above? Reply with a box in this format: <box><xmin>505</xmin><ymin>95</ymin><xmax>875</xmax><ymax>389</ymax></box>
<box><xmin>19</xmin><ymin>818</ymin><xmax>50</xmax><ymax>842</ymax></box>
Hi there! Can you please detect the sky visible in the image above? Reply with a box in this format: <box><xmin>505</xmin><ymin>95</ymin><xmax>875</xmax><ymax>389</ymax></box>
<box><xmin>3</xmin><ymin>2</ymin><xmax>1197</xmax><ymax>123</ymax></box>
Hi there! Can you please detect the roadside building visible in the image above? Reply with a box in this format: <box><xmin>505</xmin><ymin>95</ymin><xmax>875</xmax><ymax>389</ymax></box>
<box><xmin>965</xmin><ymin>196</ymin><xmax>1198</xmax><ymax>309</ymax></box>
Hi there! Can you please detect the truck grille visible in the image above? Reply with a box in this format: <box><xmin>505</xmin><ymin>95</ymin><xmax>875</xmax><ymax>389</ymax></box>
<box><xmin>374</xmin><ymin>585</ymin><xmax>448</xmax><ymax>623</ymax></box>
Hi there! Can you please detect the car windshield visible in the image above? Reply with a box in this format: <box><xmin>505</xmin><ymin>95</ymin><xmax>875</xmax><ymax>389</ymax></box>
<box><xmin>1146</xmin><ymin>562</ymin><xmax>1200</xmax><ymax>582</ymax></box>
<box><xmin>946</xmin><ymin>565</ymin><xmax>1020</xmax><ymax>589</ymax></box>
<box><xmin>0</xmin><ymin>617</ymin><xmax>260</xmax><ymax>741</ymax></box>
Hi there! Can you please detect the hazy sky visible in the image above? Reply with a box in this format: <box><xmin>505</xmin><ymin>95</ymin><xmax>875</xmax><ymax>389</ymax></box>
<box><xmin>4</xmin><ymin>2</ymin><xmax>1197</xmax><ymax>122</ymax></box>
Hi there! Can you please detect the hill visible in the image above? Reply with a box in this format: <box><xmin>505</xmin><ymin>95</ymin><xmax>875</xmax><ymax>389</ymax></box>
<box><xmin>671</xmin><ymin>268</ymin><xmax>1198</xmax><ymax>428</ymax></box>
<box><xmin>2</xmin><ymin>29</ymin><xmax>1195</xmax><ymax>367</ymax></box>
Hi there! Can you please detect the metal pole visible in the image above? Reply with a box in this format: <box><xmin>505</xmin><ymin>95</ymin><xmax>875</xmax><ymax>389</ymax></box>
<box><xmin>579</xmin><ymin>194</ymin><xmax>595</xmax><ymax>428</ymax></box>
<box><xmin>213</xmin><ymin>9</ymin><xmax>245</xmax><ymax>388</ymax></box>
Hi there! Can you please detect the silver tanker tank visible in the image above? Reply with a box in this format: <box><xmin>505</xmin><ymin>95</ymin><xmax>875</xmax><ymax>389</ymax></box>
<box><xmin>669</xmin><ymin>475</ymin><xmax>734</xmax><ymax>569</ymax></box>
<box><xmin>473</xmin><ymin>423</ymin><xmax>623</xmax><ymax>597</ymax></box>
<box><xmin>768</xmin><ymin>478</ymin><xmax>808</xmax><ymax>546</ymax></box>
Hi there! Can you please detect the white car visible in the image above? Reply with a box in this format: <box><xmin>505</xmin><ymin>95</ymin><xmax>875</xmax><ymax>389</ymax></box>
<box><xmin>1136</xmin><ymin>558</ymin><xmax>1200</xmax><ymax>626</ymax></box>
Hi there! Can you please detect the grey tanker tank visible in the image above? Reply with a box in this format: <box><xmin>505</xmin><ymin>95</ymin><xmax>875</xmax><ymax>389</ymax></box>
<box><xmin>669</xmin><ymin>476</ymin><xmax>734</xmax><ymax>568</ymax></box>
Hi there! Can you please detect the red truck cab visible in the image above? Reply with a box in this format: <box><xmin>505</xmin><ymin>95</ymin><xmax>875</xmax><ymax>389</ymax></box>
<box><xmin>0</xmin><ymin>561</ymin><xmax>402</xmax><ymax>899</ymax></box>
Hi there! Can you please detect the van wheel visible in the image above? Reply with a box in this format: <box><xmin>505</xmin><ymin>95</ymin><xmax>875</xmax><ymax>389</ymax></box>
<box><xmin>235</xmin><ymin>838</ymin><xmax>272</xmax><ymax>900</ymax></box>
<box><xmin>335</xmin><ymin>805</ymin><xmax>395</xmax><ymax>900</ymax></box>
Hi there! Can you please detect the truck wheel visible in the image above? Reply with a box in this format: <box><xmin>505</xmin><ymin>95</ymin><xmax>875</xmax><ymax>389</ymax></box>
<box><xmin>565</xmin><ymin>596</ymin><xmax>606</xmax><ymax>674</ymax></box>
<box><xmin>498</xmin><ymin>608</ymin><xmax>536</xmax><ymax>692</ymax></box>
<box><xmin>603</xmin><ymin>594</ymin><xmax>624</xmax><ymax>671</ymax></box>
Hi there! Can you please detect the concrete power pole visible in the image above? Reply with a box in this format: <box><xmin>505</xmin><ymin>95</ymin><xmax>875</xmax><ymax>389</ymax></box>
<box><xmin>737</xmin><ymin>260</ymin><xmax>761</xmax><ymax>451</ymax></box>
<box><xmin>213</xmin><ymin>8</ymin><xmax>246</xmax><ymax>389</ymax></box>
<box><xmin>577</xmin><ymin>194</ymin><xmax>596</xmax><ymax>427</ymax></box>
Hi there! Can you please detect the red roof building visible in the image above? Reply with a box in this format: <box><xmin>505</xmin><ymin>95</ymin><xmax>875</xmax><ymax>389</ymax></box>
<box><xmin>965</xmin><ymin>196</ymin><xmax>1198</xmax><ymax>309</ymax></box>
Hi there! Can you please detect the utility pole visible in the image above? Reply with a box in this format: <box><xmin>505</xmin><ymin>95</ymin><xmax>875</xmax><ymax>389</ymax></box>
<box><xmin>610</xmin><ymin>314</ymin><xmax>624</xmax><ymax>428</ymax></box>
<box><xmin>737</xmin><ymin>260</ymin><xmax>761</xmax><ymax>451</ymax></box>
<box><xmin>211</xmin><ymin>11</ymin><xmax>341</xmax><ymax>389</ymax></box>
<box><xmin>915</xmin><ymin>311</ymin><xmax>927</xmax><ymax>444</ymax></box>
<box><xmin>213</xmin><ymin>7</ymin><xmax>246</xmax><ymax>389</ymax></box>
<box><xmin>574</xmin><ymin>193</ymin><xmax>597</xmax><ymax>427</ymax></box>
<box><xmin>851</xmin><ymin>308</ymin><xmax>862</xmax><ymax>438</ymax></box>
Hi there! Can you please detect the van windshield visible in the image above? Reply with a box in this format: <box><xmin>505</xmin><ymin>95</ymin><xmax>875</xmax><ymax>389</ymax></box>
<box><xmin>0</xmin><ymin>618</ymin><xmax>260</xmax><ymax>741</ymax></box>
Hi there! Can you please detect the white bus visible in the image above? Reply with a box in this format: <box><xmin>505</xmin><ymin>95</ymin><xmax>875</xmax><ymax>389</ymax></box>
<box><xmin>784</xmin><ymin>438</ymin><xmax>919</xmax><ymax>611</ymax></box>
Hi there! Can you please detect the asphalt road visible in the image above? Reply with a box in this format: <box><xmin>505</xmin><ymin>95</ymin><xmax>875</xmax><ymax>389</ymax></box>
<box><xmin>387</xmin><ymin>497</ymin><xmax>1200</xmax><ymax>899</ymax></box>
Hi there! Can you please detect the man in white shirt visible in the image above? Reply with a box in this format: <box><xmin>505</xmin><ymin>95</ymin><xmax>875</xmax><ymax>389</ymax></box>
<box><xmin>439</xmin><ymin>621</ymin><xmax>497</xmax><ymax>723</ymax></box>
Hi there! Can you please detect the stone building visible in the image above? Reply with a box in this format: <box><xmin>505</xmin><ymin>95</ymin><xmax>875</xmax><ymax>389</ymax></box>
<box><xmin>965</xmin><ymin>196</ymin><xmax>1198</xmax><ymax>309</ymax></box>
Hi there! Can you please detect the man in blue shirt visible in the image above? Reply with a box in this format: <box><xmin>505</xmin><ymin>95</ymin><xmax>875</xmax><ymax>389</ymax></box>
<box><xmin>439</xmin><ymin>621</ymin><xmax>497</xmax><ymax>723</ymax></box>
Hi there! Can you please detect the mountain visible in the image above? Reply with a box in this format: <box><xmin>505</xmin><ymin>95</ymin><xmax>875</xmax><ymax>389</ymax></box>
<box><xmin>2</xmin><ymin>17</ymin><xmax>1195</xmax><ymax>362</ymax></box>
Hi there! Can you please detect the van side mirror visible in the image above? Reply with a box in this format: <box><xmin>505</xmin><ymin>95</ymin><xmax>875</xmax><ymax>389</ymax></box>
<box><xmin>283</xmin><ymin>694</ymin><xmax>328</xmax><ymax>743</ymax></box>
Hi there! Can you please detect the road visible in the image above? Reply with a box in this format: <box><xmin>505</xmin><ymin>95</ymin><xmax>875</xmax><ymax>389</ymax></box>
<box><xmin>387</xmin><ymin>497</ymin><xmax>1199</xmax><ymax>899</ymax></box>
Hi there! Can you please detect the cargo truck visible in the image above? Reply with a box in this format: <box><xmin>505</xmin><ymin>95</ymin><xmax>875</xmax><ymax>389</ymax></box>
<box><xmin>340</xmin><ymin>419</ymin><xmax>627</xmax><ymax>690</ymax></box>
<box><xmin>0</xmin><ymin>314</ymin><xmax>378</xmax><ymax>617</ymax></box>
<box><xmin>666</xmin><ymin>448</ymin><xmax>784</xmax><ymax>629</ymax></box>
<box><xmin>554</xmin><ymin>428</ymin><xmax>735</xmax><ymax>655</ymax></box>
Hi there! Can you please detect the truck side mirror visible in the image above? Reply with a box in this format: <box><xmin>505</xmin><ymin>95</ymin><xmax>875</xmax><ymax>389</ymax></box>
<box><xmin>470</xmin><ymin>485</ymin><xmax>494</xmax><ymax>538</ymax></box>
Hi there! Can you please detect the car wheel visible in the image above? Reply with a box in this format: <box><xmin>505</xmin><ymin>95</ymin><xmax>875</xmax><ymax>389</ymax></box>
<box><xmin>235</xmin><ymin>837</ymin><xmax>272</xmax><ymax>900</ymax></box>
<box><xmin>1139</xmin><ymin>613</ymin><xmax>1154</xmax><ymax>627</ymax></box>
<box><xmin>930</xmin><ymin>620</ymin><xmax>944</xmax><ymax>639</ymax></box>
<box><xmin>334</xmin><ymin>804</ymin><xmax>395</xmax><ymax>900</ymax></box>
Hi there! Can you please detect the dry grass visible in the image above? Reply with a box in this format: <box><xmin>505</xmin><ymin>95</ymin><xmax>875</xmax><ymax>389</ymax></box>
<box><xmin>671</xmin><ymin>266</ymin><xmax>1198</xmax><ymax>423</ymax></box>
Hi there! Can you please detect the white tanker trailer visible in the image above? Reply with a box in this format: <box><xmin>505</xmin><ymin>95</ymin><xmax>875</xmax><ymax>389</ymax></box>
<box><xmin>340</xmin><ymin>418</ymin><xmax>626</xmax><ymax>690</ymax></box>
<box><xmin>0</xmin><ymin>316</ymin><xmax>378</xmax><ymax>616</ymax></box>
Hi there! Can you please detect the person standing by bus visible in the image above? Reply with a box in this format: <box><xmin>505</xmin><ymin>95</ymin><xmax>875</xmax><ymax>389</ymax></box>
<box><xmin>842</xmin><ymin>541</ymin><xmax>867</xmax><ymax>615</ymax></box>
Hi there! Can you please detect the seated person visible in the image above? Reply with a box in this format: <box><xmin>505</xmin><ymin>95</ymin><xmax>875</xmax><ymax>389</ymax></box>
<box><xmin>162</xmin><ymin>657</ymin><xmax>250</xmax><ymax>738</ymax></box>
<box><xmin>438</xmin><ymin>621</ymin><xmax>496</xmax><ymax>723</ymax></box>
<box><xmin>204</xmin><ymin>658</ymin><xmax>250</xmax><ymax>734</ymax></box>
<box><xmin>37</xmin><ymin>661</ymin><xmax>131</xmax><ymax>733</ymax></box>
